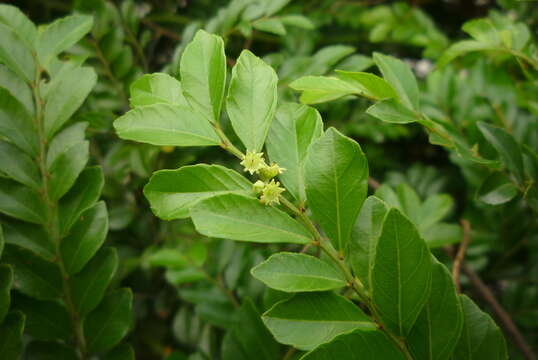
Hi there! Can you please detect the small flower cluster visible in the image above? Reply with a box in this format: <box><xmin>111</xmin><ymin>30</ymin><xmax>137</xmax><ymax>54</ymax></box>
<box><xmin>240</xmin><ymin>150</ymin><xmax>286</xmax><ymax>206</ymax></box>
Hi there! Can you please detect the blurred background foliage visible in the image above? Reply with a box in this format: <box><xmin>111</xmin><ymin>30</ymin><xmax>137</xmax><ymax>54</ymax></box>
<box><xmin>5</xmin><ymin>0</ymin><xmax>538</xmax><ymax>359</ymax></box>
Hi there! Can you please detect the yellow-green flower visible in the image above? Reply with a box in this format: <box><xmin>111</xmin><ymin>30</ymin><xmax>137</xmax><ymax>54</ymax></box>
<box><xmin>260</xmin><ymin>180</ymin><xmax>285</xmax><ymax>206</ymax></box>
<box><xmin>259</xmin><ymin>163</ymin><xmax>286</xmax><ymax>181</ymax></box>
<box><xmin>240</xmin><ymin>150</ymin><xmax>266</xmax><ymax>175</ymax></box>
<box><xmin>252</xmin><ymin>180</ymin><xmax>265</xmax><ymax>194</ymax></box>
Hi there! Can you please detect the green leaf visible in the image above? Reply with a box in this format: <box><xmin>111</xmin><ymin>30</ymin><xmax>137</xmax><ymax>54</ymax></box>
<box><xmin>129</xmin><ymin>73</ymin><xmax>189</xmax><ymax>108</ymax></box>
<box><xmin>191</xmin><ymin>194</ymin><xmax>312</xmax><ymax>244</ymax></box>
<box><xmin>0</xmin><ymin>179</ymin><xmax>46</xmax><ymax>224</ymax></box>
<box><xmin>371</xmin><ymin>208</ymin><xmax>432</xmax><ymax>337</ymax></box>
<box><xmin>0</xmin><ymin>224</ymin><xmax>3</xmax><ymax>257</ymax></box>
<box><xmin>0</xmin><ymin>24</ymin><xmax>35</xmax><ymax>82</ymax></box>
<box><xmin>147</xmin><ymin>243</ymin><xmax>206</xmax><ymax>269</ymax></box>
<box><xmin>180</xmin><ymin>30</ymin><xmax>226</xmax><ymax>124</ymax></box>
<box><xmin>462</xmin><ymin>19</ymin><xmax>500</xmax><ymax>44</ymax></box>
<box><xmin>71</xmin><ymin>247</ymin><xmax>118</xmax><ymax>316</ymax></box>
<box><xmin>84</xmin><ymin>288</ymin><xmax>133</xmax><ymax>353</ymax></box>
<box><xmin>335</xmin><ymin>70</ymin><xmax>397</xmax><ymax>100</ymax></box>
<box><xmin>452</xmin><ymin>295</ymin><xmax>508</xmax><ymax>360</ymax></box>
<box><xmin>61</xmin><ymin>201</ymin><xmax>108</xmax><ymax>275</ymax></box>
<box><xmin>280</xmin><ymin>15</ymin><xmax>315</xmax><ymax>30</ymax></box>
<box><xmin>103</xmin><ymin>344</ymin><xmax>135</xmax><ymax>360</ymax></box>
<box><xmin>36</xmin><ymin>14</ymin><xmax>93</xmax><ymax>68</ymax></box>
<box><xmin>1</xmin><ymin>221</ymin><xmax>54</xmax><ymax>261</ymax></box>
<box><xmin>46</xmin><ymin>126</ymin><xmax>89</xmax><ymax>201</ymax></box>
<box><xmin>373</xmin><ymin>52</ymin><xmax>419</xmax><ymax>110</ymax></box>
<box><xmin>227</xmin><ymin>49</ymin><xmax>278</xmax><ymax>152</ymax></box>
<box><xmin>58</xmin><ymin>166</ymin><xmax>104</xmax><ymax>235</ymax></box>
<box><xmin>349</xmin><ymin>196</ymin><xmax>389</xmax><ymax>289</ymax></box>
<box><xmin>0</xmin><ymin>4</ymin><xmax>37</xmax><ymax>49</ymax></box>
<box><xmin>0</xmin><ymin>140</ymin><xmax>40</xmax><ymax>190</ymax></box>
<box><xmin>24</xmin><ymin>341</ymin><xmax>78</xmax><ymax>360</ymax></box>
<box><xmin>266</xmin><ymin>103</ymin><xmax>323</xmax><ymax>202</ymax></box>
<box><xmin>437</xmin><ymin>40</ymin><xmax>498</xmax><ymax>68</ymax></box>
<box><xmin>419</xmin><ymin>194</ymin><xmax>453</xmax><ymax>229</ymax></box>
<box><xmin>262</xmin><ymin>292</ymin><xmax>376</xmax><ymax>351</ymax></box>
<box><xmin>300</xmin><ymin>329</ymin><xmax>406</xmax><ymax>360</ymax></box>
<box><xmin>0</xmin><ymin>265</ymin><xmax>12</xmax><ymax>323</ymax></box>
<box><xmin>366</xmin><ymin>99</ymin><xmax>419</xmax><ymax>124</ymax></box>
<box><xmin>114</xmin><ymin>104</ymin><xmax>220</xmax><ymax>147</ymax></box>
<box><xmin>408</xmin><ymin>259</ymin><xmax>463</xmax><ymax>360</ymax></box>
<box><xmin>422</xmin><ymin>223</ymin><xmax>461</xmax><ymax>248</ymax></box>
<box><xmin>144</xmin><ymin>164</ymin><xmax>252</xmax><ymax>220</ymax></box>
<box><xmin>304</xmin><ymin>127</ymin><xmax>368</xmax><ymax>252</ymax></box>
<box><xmin>0</xmin><ymin>87</ymin><xmax>38</xmax><ymax>156</ymax></box>
<box><xmin>12</xmin><ymin>294</ymin><xmax>71</xmax><ymax>341</ymax></box>
<box><xmin>252</xmin><ymin>18</ymin><xmax>287</xmax><ymax>35</ymax></box>
<box><xmin>289</xmin><ymin>76</ymin><xmax>358</xmax><ymax>104</ymax></box>
<box><xmin>2</xmin><ymin>245</ymin><xmax>63</xmax><ymax>300</ymax></box>
<box><xmin>477</xmin><ymin>172</ymin><xmax>518</xmax><ymax>205</ymax></box>
<box><xmin>221</xmin><ymin>299</ymin><xmax>279</xmax><ymax>360</ymax></box>
<box><xmin>0</xmin><ymin>311</ymin><xmax>25</xmax><ymax>360</ymax></box>
<box><xmin>477</xmin><ymin>122</ymin><xmax>525</xmax><ymax>184</ymax></box>
<box><xmin>251</xmin><ymin>252</ymin><xmax>346</xmax><ymax>292</ymax></box>
<box><xmin>43</xmin><ymin>66</ymin><xmax>97</xmax><ymax>138</ymax></box>
<box><xmin>0</xmin><ymin>65</ymin><xmax>34</xmax><ymax>115</ymax></box>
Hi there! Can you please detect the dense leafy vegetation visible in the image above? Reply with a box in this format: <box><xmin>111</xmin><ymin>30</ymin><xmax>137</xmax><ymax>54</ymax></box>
<box><xmin>0</xmin><ymin>1</ymin><xmax>537</xmax><ymax>359</ymax></box>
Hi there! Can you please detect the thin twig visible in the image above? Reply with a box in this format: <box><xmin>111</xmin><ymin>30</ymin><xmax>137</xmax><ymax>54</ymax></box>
<box><xmin>452</xmin><ymin>219</ymin><xmax>471</xmax><ymax>293</ymax></box>
<box><xmin>368</xmin><ymin>177</ymin><xmax>381</xmax><ymax>190</ymax></box>
<box><xmin>141</xmin><ymin>19</ymin><xmax>181</xmax><ymax>41</ymax></box>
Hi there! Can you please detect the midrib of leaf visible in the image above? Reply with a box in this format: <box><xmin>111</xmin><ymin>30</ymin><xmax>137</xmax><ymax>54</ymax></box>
<box><xmin>256</xmin><ymin>270</ymin><xmax>343</xmax><ymax>283</ymax></box>
<box><xmin>395</xmin><ymin>218</ymin><xmax>403</xmax><ymax>335</ymax></box>
<box><xmin>330</xmin><ymin>134</ymin><xmax>342</xmax><ymax>250</ymax></box>
<box><xmin>264</xmin><ymin>317</ymin><xmax>375</xmax><ymax>326</ymax></box>
<box><xmin>87</xmin><ymin>297</ymin><xmax>123</xmax><ymax>350</ymax></box>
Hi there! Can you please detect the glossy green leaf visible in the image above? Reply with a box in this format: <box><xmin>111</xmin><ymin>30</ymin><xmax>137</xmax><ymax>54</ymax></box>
<box><xmin>129</xmin><ymin>73</ymin><xmax>188</xmax><ymax>108</ymax></box>
<box><xmin>300</xmin><ymin>329</ymin><xmax>405</xmax><ymax>360</ymax></box>
<box><xmin>304</xmin><ymin>127</ymin><xmax>368</xmax><ymax>252</ymax></box>
<box><xmin>335</xmin><ymin>70</ymin><xmax>397</xmax><ymax>100</ymax></box>
<box><xmin>84</xmin><ymin>288</ymin><xmax>133</xmax><ymax>353</ymax></box>
<box><xmin>0</xmin><ymin>65</ymin><xmax>33</xmax><ymax>116</ymax></box>
<box><xmin>0</xmin><ymin>311</ymin><xmax>25</xmax><ymax>360</ymax></box>
<box><xmin>36</xmin><ymin>14</ymin><xmax>93</xmax><ymax>67</ymax></box>
<box><xmin>266</xmin><ymin>103</ymin><xmax>323</xmax><ymax>202</ymax></box>
<box><xmin>61</xmin><ymin>201</ymin><xmax>108</xmax><ymax>275</ymax></box>
<box><xmin>477</xmin><ymin>122</ymin><xmax>525</xmax><ymax>184</ymax></box>
<box><xmin>46</xmin><ymin>124</ymin><xmax>89</xmax><ymax>201</ymax></box>
<box><xmin>0</xmin><ymin>4</ymin><xmax>37</xmax><ymax>49</ymax></box>
<box><xmin>71</xmin><ymin>247</ymin><xmax>118</xmax><ymax>316</ymax></box>
<box><xmin>349</xmin><ymin>196</ymin><xmax>389</xmax><ymax>289</ymax></box>
<box><xmin>371</xmin><ymin>208</ymin><xmax>432</xmax><ymax>337</ymax></box>
<box><xmin>191</xmin><ymin>194</ymin><xmax>312</xmax><ymax>244</ymax></box>
<box><xmin>1</xmin><ymin>221</ymin><xmax>54</xmax><ymax>261</ymax></box>
<box><xmin>221</xmin><ymin>299</ymin><xmax>279</xmax><ymax>360</ymax></box>
<box><xmin>114</xmin><ymin>104</ymin><xmax>220</xmax><ymax>147</ymax></box>
<box><xmin>58</xmin><ymin>166</ymin><xmax>104</xmax><ymax>236</ymax></box>
<box><xmin>0</xmin><ymin>87</ymin><xmax>38</xmax><ymax>156</ymax></box>
<box><xmin>251</xmin><ymin>252</ymin><xmax>346</xmax><ymax>292</ymax></box>
<box><xmin>373</xmin><ymin>52</ymin><xmax>419</xmax><ymax>110</ymax></box>
<box><xmin>12</xmin><ymin>295</ymin><xmax>71</xmax><ymax>341</ymax></box>
<box><xmin>408</xmin><ymin>259</ymin><xmax>463</xmax><ymax>360</ymax></box>
<box><xmin>0</xmin><ymin>140</ymin><xmax>40</xmax><ymax>190</ymax></box>
<box><xmin>0</xmin><ymin>24</ymin><xmax>34</xmax><ymax>82</ymax></box>
<box><xmin>180</xmin><ymin>30</ymin><xmax>226</xmax><ymax>123</ymax></box>
<box><xmin>366</xmin><ymin>99</ymin><xmax>419</xmax><ymax>124</ymax></box>
<box><xmin>289</xmin><ymin>76</ymin><xmax>358</xmax><ymax>104</ymax></box>
<box><xmin>227</xmin><ymin>49</ymin><xmax>278</xmax><ymax>152</ymax></box>
<box><xmin>477</xmin><ymin>172</ymin><xmax>518</xmax><ymax>205</ymax></box>
<box><xmin>2</xmin><ymin>245</ymin><xmax>62</xmax><ymax>300</ymax></box>
<box><xmin>252</xmin><ymin>18</ymin><xmax>286</xmax><ymax>35</ymax></box>
<box><xmin>262</xmin><ymin>292</ymin><xmax>376</xmax><ymax>350</ymax></box>
<box><xmin>43</xmin><ymin>66</ymin><xmax>96</xmax><ymax>138</ymax></box>
<box><xmin>144</xmin><ymin>164</ymin><xmax>252</xmax><ymax>220</ymax></box>
<box><xmin>452</xmin><ymin>295</ymin><xmax>508</xmax><ymax>360</ymax></box>
<box><xmin>0</xmin><ymin>179</ymin><xmax>46</xmax><ymax>224</ymax></box>
<box><xmin>0</xmin><ymin>264</ymin><xmax>12</xmax><ymax>323</ymax></box>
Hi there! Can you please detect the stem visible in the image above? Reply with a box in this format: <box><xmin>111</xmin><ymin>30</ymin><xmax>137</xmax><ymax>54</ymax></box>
<box><xmin>32</xmin><ymin>64</ymin><xmax>88</xmax><ymax>359</ymax></box>
<box><xmin>213</xmin><ymin>122</ymin><xmax>244</xmax><ymax>159</ymax></box>
<box><xmin>452</xmin><ymin>219</ymin><xmax>471</xmax><ymax>293</ymax></box>
<box><xmin>279</xmin><ymin>196</ymin><xmax>414</xmax><ymax>360</ymax></box>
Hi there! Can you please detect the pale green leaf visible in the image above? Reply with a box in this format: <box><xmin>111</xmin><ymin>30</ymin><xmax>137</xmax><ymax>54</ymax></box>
<box><xmin>144</xmin><ymin>164</ymin><xmax>252</xmax><ymax>220</ymax></box>
<box><xmin>0</xmin><ymin>87</ymin><xmax>38</xmax><ymax>156</ymax></box>
<box><xmin>0</xmin><ymin>65</ymin><xmax>33</xmax><ymax>115</ymax></box>
<box><xmin>129</xmin><ymin>73</ymin><xmax>189</xmax><ymax>108</ymax></box>
<box><xmin>0</xmin><ymin>24</ymin><xmax>35</xmax><ymax>82</ymax></box>
<box><xmin>366</xmin><ymin>99</ymin><xmax>419</xmax><ymax>124</ymax></box>
<box><xmin>0</xmin><ymin>140</ymin><xmax>40</xmax><ymax>190</ymax></box>
<box><xmin>180</xmin><ymin>30</ymin><xmax>226</xmax><ymax>123</ymax></box>
<box><xmin>251</xmin><ymin>252</ymin><xmax>346</xmax><ymax>292</ymax></box>
<box><xmin>114</xmin><ymin>104</ymin><xmax>220</xmax><ymax>147</ymax></box>
<box><xmin>289</xmin><ymin>76</ymin><xmax>357</xmax><ymax>104</ymax></box>
<box><xmin>191</xmin><ymin>194</ymin><xmax>312</xmax><ymax>244</ymax></box>
<box><xmin>304</xmin><ymin>127</ymin><xmax>368</xmax><ymax>252</ymax></box>
<box><xmin>477</xmin><ymin>172</ymin><xmax>518</xmax><ymax>205</ymax></box>
<box><xmin>262</xmin><ymin>292</ymin><xmax>376</xmax><ymax>350</ymax></box>
<box><xmin>0</xmin><ymin>4</ymin><xmax>37</xmax><ymax>49</ymax></box>
<box><xmin>336</xmin><ymin>70</ymin><xmax>397</xmax><ymax>100</ymax></box>
<box><xmin>253</xmin><ymin>18</ymin><xmax>286</xmax><ymax>35</ymax></box>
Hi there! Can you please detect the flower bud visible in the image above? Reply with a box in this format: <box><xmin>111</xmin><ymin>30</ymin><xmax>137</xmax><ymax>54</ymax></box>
<box><xmin>259</xmin><ymin>163</ymin><xmax>286</xmax><ymax>181</ymax></box>
<box><xmin>240</xmin><ymin>150</ymin><xmax>266</xmax><ymax>175</ymax></box>
<box><xmin>260</xmin><ymin>179</ymin><xmax>285</xmax><ymax>206</ymax></box>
